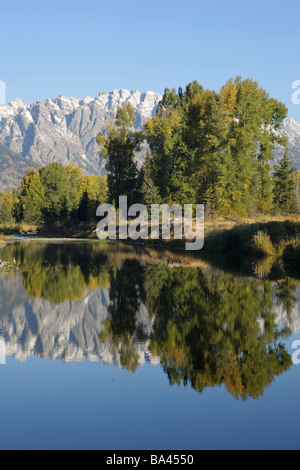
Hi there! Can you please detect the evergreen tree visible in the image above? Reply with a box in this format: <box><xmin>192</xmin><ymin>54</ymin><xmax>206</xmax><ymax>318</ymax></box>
<box><xmin>141</xmin><ymin>150</ymin><xmax>162</xmax><ymax>208</ymax></box>
<box><xmin>295</xmin><ymin>170</ymin><xmax>300</xmax><ymax>210</ymax></box>
<box><xmin>39</xmin><ymin>163</ymin><xmax>73</xmax><ymax>224</ymax></box>
<box><xmin>96</xmin><ymin>103</ymin><xmax>144</xmax><ymax>206</ymax></box>
<box><xmin>144</xmin><ymin>77</ymin><xmax>287</xmax><ymax>216</ymax></box>
<box><xmin>273</xmin><ymin>149</ymin><xmax>298</xmax><ymax>214</ymax></box>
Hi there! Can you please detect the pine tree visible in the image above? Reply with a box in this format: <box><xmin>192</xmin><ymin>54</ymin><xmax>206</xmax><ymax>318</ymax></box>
<box><xmin>39</xmin><ymin>163</ymin><xmax>73</xmax><ymax>224</ymax></box>
<box><xmin>144</xmin><ymin>78</ymin><xmax>287</xmax><ymax>216</ymax></box>
<box><xmin>141</xmin><ymin>150</ymin><xmax>162</xmax><ymax>208</ymax></box>
<box><xmin>273</xmin><ymin>149</ymin><xmax>298</xmax><ymax>214</ymax></box>
<box><xmin>96</xmin><ymin>103</ymin><xmax>144</xmax><ymax>206</ymax></box>
<box><xmin>295</xmin><ymin>170</ymin><xmax>300</xmax><ymax>210</ymax></box>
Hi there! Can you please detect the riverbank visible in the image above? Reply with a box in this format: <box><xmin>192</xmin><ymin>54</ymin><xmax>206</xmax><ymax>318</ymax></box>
<box><xmin>1</xmin><ymin>216</ymin><xmax>300</xmax><ymax>276</ymax></box>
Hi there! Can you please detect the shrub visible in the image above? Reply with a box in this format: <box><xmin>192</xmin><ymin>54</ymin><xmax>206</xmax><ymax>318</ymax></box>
<box><xmin>252</xmin><ymin>231</ymin><xmax>275</xmax><ymax>257</ymax></box>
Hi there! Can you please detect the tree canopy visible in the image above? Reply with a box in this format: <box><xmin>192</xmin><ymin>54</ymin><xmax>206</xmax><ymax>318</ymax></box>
<box><xmin>144</xmin><ymin>77</ymin><xmax>290</xmax><ymax>216</ymax></box>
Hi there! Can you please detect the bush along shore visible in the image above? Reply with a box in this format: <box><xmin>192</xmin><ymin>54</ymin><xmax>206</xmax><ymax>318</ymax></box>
<box><xmin>0</xmin><ymin>217</ymin><xmax>299</xmax><ymax>278</ymax></box>
<box><xmin>200</xmin><ymin>218</ymin><xmax>300</xmax><ymax>278</ymax></box>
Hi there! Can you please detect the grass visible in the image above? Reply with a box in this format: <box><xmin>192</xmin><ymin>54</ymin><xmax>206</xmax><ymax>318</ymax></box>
<box><xmin>204</xmin><ymin>218</ymin><xmax>300</xmax><ymax>254</ymax></box>
<box><xmin>200</xmin><ymin>216</ymin><xmax>300</xmax><ymax>277</ymax></box>
<box><xmin>1</xmin><ymin>215</ymin><xmax>299</xmax><ymax>276</ymax></box>
<box><xmin>0</xmin><ymin>223</ymin><xmax>37</xmax><ymax>235</ymax></box>
<box><xmin>251</xmin><ymin>231</ymin><xmax>276</xmax><ymax>257</ymax></box>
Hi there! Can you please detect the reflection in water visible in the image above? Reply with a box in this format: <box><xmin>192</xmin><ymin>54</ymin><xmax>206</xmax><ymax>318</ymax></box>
<box><xmin>0</xmin><ymin>242</ymin><xmax>299</xmax><ymax>400</ymax></box>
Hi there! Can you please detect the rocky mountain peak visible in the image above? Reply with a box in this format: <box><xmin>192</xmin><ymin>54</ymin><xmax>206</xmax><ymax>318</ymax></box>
<box><xmin>0</xmin><ymin>89</ymin><xmax>162</xmax><ymax>189</ymax></box>
<box><xmin>0</xmin><ymin>90</ymin><xmax>300</xmax><ymax>190</ymax></box>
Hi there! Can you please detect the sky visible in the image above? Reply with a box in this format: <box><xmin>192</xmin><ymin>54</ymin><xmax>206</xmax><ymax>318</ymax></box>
<box><xmin>1</xmin><ymin>0</ymin><xmax>300</xmax><ymax>121</ymax></box>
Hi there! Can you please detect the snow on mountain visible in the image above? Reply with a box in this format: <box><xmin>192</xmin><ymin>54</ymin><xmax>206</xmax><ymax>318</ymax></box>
<box><xmin>0</xmin><ymin>89</ymin><xmax>162</xmax><ymax>188</ymax></box>
<box><xmin>273</xmin><ymin>118</ymin><xmax>300</xmax><ymax>169</ymax></box>
<box><xmin>0</xmin><ymin>88</ymin><xmax>300</xmax><ymax>191</ymax></box>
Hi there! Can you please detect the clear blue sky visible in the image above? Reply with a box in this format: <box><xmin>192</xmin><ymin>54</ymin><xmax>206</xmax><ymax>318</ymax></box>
<box><xmin>1</xmin><ymin>0</ymin><xmax>300</xmax><ymax>121</ymax></box>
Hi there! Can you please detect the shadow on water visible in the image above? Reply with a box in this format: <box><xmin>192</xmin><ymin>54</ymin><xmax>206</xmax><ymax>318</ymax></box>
<box><xmin>198</xmin><ymin>220</ymin><xmax>300</xmax><ymax>280</ymax></box>
<box><xmin>0</xmin><ymin>240</ymin><xmax>299</xmax><ymax>401</ymax></box>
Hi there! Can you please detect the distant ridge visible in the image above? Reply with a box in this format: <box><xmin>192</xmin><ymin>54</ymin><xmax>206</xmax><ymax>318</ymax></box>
<box><xmin>0</xmin><ymin>90</ymin><xmax>162</xmax><ymax>189</ymax></box>
<box><xmin>273</xmin><ymin>118</ymin><xmax>300</xmax><ymax>170</ymax></box>
<box><xmin>0</xmin><ymin>90</ymin><xmax>299</xmax><ymax>190</ymax></box>
<box><xmin>0</xmin><ymin>143</ymin><xmax>39</xmax><ymax>191</ymax></box>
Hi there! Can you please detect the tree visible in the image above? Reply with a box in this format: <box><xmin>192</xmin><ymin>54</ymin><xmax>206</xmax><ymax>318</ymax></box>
<box><xmin>77</xmin><ymin>175</ymin><xmax>108</xmax><ymax>221</ymax></box>
<box><xmin>144</xmin><ymin>77</ymin><xmax>287</xmax><ymax>216</ymax></box>
<box><xmin>20</xmin><ymin>168</ymin><xmax>44</xmax><ymax>224</ymax></box>
<box><xmin>140</xmin><ymin>150</ymin><xmax>162</xmax><ymax>208</ymax></box>
<box><xmin>144</xmin><ymin>98</ymin><xmax>183</xmax><ymax>203</ymax></box>
<box><xmin>96</xmin><ymin>103</ymin><xmax>144</xmax><ymax>206</ymax></box>
<box><xmin>273</xmin><ymin>149</ymin><xmax>298</xmax><ymax>214</ymax></box>
<box><xmin>294</xmin><ymin>170</ymin><xmax>300</xmax><ymax>212</ymax></box>
<box><xmin>0</xmin><ymin>189</ymin><xmax>17</xmax><ymax>223</ymax></box>
<box><xmin>39</xmin><ymin>163</ymin><xmax>73</xmax><ymax>224</ymax></box>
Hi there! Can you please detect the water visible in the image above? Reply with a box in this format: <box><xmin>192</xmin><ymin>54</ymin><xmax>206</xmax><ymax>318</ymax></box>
<box><xmin>0</xmin><ymin>241</ymin><xmax>299</xmax><ymax>450</ymax></box>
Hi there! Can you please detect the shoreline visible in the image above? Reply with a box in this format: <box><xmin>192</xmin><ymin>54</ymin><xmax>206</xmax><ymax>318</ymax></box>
<box><xmin>1</xmin><ymin>216</ymin><xmax>299</xmax><ymax>278</ymax></box>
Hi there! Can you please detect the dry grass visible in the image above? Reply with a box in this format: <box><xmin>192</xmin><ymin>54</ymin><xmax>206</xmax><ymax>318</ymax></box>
<box><xmin>252</xmin><ymin>231</ymin><xmax>275</xmax><ymax>257</ymax></box>
<box><xmin>204</xmin><ymin>215</ymin><xmax>300</xmax><ymax>237</ymax></box>
<box><xmin>0</xmin><ymin>223</ymin><xmax>37</xmax><ymax>235</ymax></box>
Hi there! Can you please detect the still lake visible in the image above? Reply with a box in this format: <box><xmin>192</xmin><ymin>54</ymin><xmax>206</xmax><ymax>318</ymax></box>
<box><xmin>0</xmin><ymin>241</ymin><xmax>299</xmax><ymax>450</ymax></box>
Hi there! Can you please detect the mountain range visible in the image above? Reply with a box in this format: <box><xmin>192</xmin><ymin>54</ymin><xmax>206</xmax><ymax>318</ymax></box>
<box><xmin>0</xmin><ymin>272</ymin><xmax>298</xmax><ymax>366</ymax></box>
<box><xmin>0</xmin><ymin>90</ymin><xmax>299</xmax><ymax>190</ymax></box>
<box><xmin>273</xmin><ymin>118</ymin><xmax>300</xmax><ymax>168</ymax></box>
<box><xmin>0</xmin><ymin>272</ymin><xmax>160</xmax><ymax>366</ymax></box>
<box><xmin>0</xmin><ymin>89</ymin><xmax>161</xmax><ymax>190</ymax></box>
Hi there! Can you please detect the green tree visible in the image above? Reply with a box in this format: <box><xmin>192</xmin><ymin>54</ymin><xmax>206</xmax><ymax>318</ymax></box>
<box><xmin>77</xmin><ymin>175</ymin><xmax>108</xmax><ymax>221</ymax></box>
<box><xmin>144</xmin><ymin>98</ymin><xmax>183</xmax><ymax>203</ymax></box>
<box><xmin>140</xmin><ymin>150</ymin><xmax>162</xmax><ymax>208</ymax></box>
<box><xmin>273</xmin><ymin>149</ymin><xmax>298</xmax><ymax>214</ymax></box>
<box><xmin>39</xmin><ymin>163</ymin><xmax>73</xmax><ymax>224</ymax></box>
<box><xmin>20</xmin><ymin>168</ymin><xmax>44</xmax><ymax>223</ymax></box>
<box><xmin>0</xmin><ymin>189</ymin><xmax>17</xmax><ymax>223</ymax></box>
<box><xmin>144</xmin><ymin>77</ymin><xmax>287</xmax><ymax>216</ymax></box>
<box><xmin>96</xmin><ymin>103</ymin><xmax>144</xmax><ymax>206</ymax></box>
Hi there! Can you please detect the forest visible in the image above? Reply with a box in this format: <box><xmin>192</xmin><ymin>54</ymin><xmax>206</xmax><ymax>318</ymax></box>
<box><xmin>0</xmin><ymin>77</ymin><xmax>299</xmax><ymax>229</ymax></box>
<box><xmin>0</xmin><ymin>163</ymin><xmax>107</xmax><ymax>228</ymax></box>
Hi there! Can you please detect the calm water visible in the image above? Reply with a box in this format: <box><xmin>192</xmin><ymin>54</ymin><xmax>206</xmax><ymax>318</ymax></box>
<box><xmin>0</xmin><ymin>241</ymin><xmax>299</xmax><ymax>450</ymax></box>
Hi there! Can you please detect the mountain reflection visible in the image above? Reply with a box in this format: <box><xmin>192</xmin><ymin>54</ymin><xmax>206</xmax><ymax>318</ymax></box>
<box><xmin>0</xmin><ymin>242</ymin><xmax>299</xmax><ymax>400</ymax></box>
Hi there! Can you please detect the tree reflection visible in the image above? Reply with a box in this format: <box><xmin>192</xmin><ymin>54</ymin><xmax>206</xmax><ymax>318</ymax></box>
<box><xmin>0</xmin><ymin>242</ymin><xmax>110</xmax><ymax>303</ymax></box>
<box><xmin>0</xmin><ymin>242</ymin><xmax>297</xmax><ymax>399</ymax></box>
<box><xmin>103</xmin><ymin>263</ymin><xmax>295</xmax><ymax>400</ymax></box>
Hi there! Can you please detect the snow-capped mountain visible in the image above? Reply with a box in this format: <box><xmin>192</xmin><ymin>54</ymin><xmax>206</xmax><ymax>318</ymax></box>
<box><xmin>273</xmin><ymin>118</ymin><xmax>300</xmax><ymax>169</ymax></box>
<box><xmin>0</xmin><ymin>142</ymin><xmax>39</xmax><ymax>190</ymax></box>
<box><xmin>0</xmin><ymin>89</ymin><xmax>162</xmax><ymax>189</ymax></box>
<box><xmin>0</xmin><ymin>89</ymin><xmax>299</xmax><ymax>190</ymax></box>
